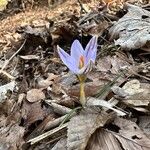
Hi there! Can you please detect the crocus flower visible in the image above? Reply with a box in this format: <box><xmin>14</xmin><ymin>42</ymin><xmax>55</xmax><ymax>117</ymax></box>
<box><xmin>57</xmin><ymin>36</ymin><xmax>98</xmax><ymax>75</ymax></box>
<box><xmin>57</xmin><ymin>36</ymin><xmax>98</xmax><ymax>106</ymax></box>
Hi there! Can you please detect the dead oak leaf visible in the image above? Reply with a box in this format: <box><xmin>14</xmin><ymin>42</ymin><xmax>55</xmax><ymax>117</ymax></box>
<box><xmin>109</xmin><ymin>4</ymin><xmax>150</xmax><ymax>50</ymax></box>
<box><xmin>112</xmin><ymin>117</ymin><xmax>150</xmax><ymax>149</ymax></box>
<box><xmin>67</xmin><ymin>110</ymin><xmax>113</xmax><ymax>150</ymax></box>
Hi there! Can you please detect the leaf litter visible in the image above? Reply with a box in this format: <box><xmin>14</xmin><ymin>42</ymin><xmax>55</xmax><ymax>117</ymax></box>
<box><xmin>0</xmin><ymin>0</ymin><xmax>150</xmax><ymax>150</ymax></box>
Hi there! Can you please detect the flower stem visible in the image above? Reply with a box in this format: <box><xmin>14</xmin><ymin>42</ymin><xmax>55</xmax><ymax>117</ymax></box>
<box><xmin>79</xmin><ymin>81</ymin><xmax>86</xmax><ymax>106</ymax></box>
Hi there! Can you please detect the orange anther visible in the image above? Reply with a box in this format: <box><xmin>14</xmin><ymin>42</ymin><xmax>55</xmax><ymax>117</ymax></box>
<box><xmin>79</xmin><ymin>55</ymin><xmax>85</xmax><ymax>69</ymax></box>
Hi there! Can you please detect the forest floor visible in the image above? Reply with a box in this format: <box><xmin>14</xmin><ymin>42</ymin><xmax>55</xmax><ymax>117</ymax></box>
<box><xmin>0</xmin><ymin>0</ymin><xmax>150</xmax><ymax>150</ymax></box>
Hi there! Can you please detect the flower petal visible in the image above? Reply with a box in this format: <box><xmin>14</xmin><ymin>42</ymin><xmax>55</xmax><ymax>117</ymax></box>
<box><xmin>57</xmin><ymin>46</ymin><xmax>79</xmax><ymax>74</ymax></box>
<box><xmin>71</xmin><ymin>40</ymin><xmax>84</xmax><ymax>64</ymax></box>
<box><xmin>85</xmin><ymin>36</ymin><xmax>98</xmax><ymax>64</ymax></box>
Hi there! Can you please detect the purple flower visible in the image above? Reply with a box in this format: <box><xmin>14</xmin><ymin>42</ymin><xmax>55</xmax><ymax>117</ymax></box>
<box><xmin>57</xmin><ymin>36</ymin><xmax>98</xmax><ymax>74</ymax></box>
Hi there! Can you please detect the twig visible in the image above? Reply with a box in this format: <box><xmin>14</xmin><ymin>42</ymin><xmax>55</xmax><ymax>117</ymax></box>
<box><xmin>0</xmin><ymin>39</ymin><xmax>26</xmax><ymax>71</ymax></box>
<box><xmin>131</xmin><ymin>70</ymin><xmax>150</xmax><ymax>81</ymax></box>
<box><xmin>0</xmin><ymin>70</ymin><xmax>14</xmax><ymax>80</ymax></box>
<box><xmin>27</xmin><ymin>123</ymin><xmax>68</xmax><ymax>145</ymax></box>
<box><xmin>46</xmin><ymin>134</ymin><xmax>66</xmax><ymax>145</ymax></box>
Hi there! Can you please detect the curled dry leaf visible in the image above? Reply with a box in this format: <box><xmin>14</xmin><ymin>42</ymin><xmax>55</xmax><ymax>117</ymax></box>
<box><xmin>26</xmin><ymin>88</ymin><xmax>45</xmax><ymax>102</ymax></box>
<box><xmin>109</xmin><ymin>4</ymin><xmax>150</xmax><ymax>50</ymax></box>
<box><xmin>112</xmin><ymin>117</ymin><xmax>150</xmax><ymax>150</ymax></box>
<box><xmin>67</xmin><ymin>110</ymin><xmax>113</xmax><ymax>150</ymax></box>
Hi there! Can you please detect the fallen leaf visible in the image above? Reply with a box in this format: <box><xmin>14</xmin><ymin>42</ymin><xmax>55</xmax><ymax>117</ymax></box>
<box><xmin>21</xmin><ymin>100</ymin><xmax>46</xmax><ymax>127</ymax></box>
<box><xmin>67</xmin><ymin>110</ymin><xmax>113</xmax><ymax>150</ymax></box>
<box><xmin>86</xmin><ymin>128</ymin><xmax>122</xmax><ymax>150</ymax></box>
<box><xmin>26</xmin><ymin>89</ymin><xmax>45</xmax><ymax>102</ymax></box>
<box><xmin>109</xmin><ymin>4</ymin><xmax>150</xmax><ymax>50</ymax></box>
<box><xmin>112</xmin><ymin>117</ymin><xmax>150</xmax><ymax>149</ymax></box>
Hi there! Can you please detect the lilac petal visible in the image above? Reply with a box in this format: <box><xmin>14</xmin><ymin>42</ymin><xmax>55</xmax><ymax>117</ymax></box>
<box><xmin>71</xmin><ymin>40</ymin><xmax>84</xmax><ymax>64</ymax></box>
<box><xmin>57</xmin><ymin>46</ymin><xmax>79</xmax><ymax>74</ymax></box>
<box><xmin>85</xmin><ymin>36</ymin><xmax>98</xmax><ymax>64</ymax></box>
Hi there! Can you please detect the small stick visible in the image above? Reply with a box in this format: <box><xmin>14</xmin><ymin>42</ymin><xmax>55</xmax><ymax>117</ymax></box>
<box><xmin>27</xmin><ymin>123</ymin><xmax>68</xmax><ymax>145</ymax></box>
<box><xmin>0</xmin><ymin>39</ymin><xmax>26</xmax><ymax>71</ymax></box>
<box><xmin>0</xmin><ymin>70</ymin><xmax>14</xmax><ymax>80</ymax></box>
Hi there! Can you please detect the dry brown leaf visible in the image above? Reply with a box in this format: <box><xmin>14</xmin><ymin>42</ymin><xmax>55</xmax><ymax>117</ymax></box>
<box><xmin>109</xmin><ymin>4</ymin><xmax>150</xmax><ymax>50</ymax></box>
<box><xmin>0</xmin><ymin>124</ymin><xmax>25</xmax><ymax>150</ymax></box>
<box><xmin>86</xmin><ymin>128</ymin><xmax>122</xmax><ymax>150</ymax></box>
<box><xmin>21</xmin><ymin>100</ymin><xmax>46</xmax><ymax>127</ymax></box>
<box><xmin>26</xmin><ymin>88</ymin><xmax>45</xmax><ymax>102</ymax></box>
<box><xmin>112</xmin><ymin>117</ymin><xmax>150</xmax><ymax>150</ymax></box>
<box><xmin>67</xmin><ymin>110</ymin><xmax>113</xmax><ymax>150</ymax></box>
